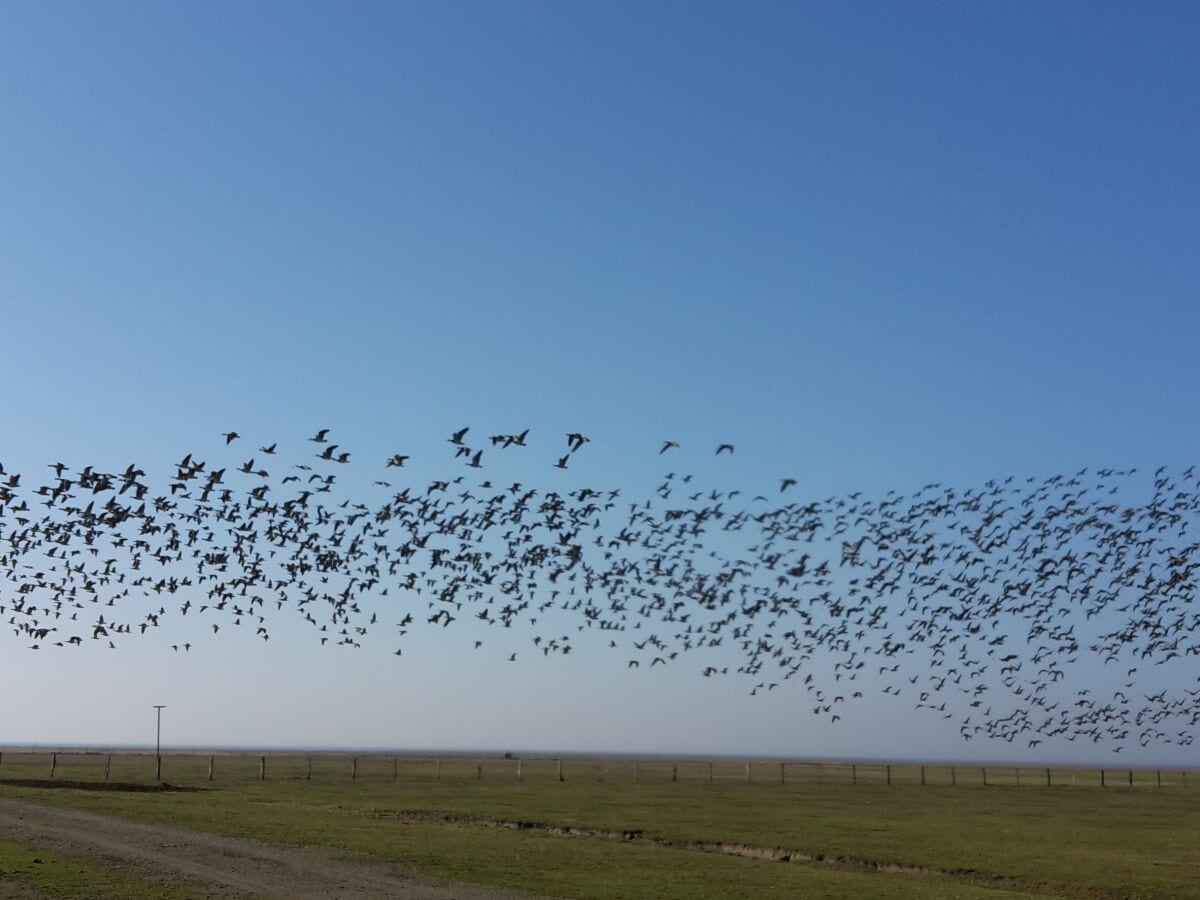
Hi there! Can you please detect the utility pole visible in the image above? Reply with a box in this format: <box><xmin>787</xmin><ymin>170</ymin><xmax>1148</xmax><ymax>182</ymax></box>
<box><xmin>154</xmin><ymin>705</ymin><xmax>166</xmax><ymax>781</ymax></box>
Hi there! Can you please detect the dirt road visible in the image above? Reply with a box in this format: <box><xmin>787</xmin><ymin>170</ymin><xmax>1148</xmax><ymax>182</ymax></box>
<box><xmin>0</xmin><ymin>796</ymin><xmax>538</xmax><ymax>899</ymax></box>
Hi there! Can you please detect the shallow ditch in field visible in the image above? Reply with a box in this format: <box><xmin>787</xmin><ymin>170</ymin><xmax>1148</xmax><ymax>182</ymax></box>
<box><xmin>0</xmin><ymin>779</ymin><xmax>206</xmax><ymax>793</ymax></box>
<box><xmin>348</xmin><ymin>806</ymin><xmax>1020</xmax><ymax>885</ymax></box>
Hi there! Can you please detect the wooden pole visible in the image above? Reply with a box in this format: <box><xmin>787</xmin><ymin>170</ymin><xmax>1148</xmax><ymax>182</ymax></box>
<box><xmin>260</xmin><ymin>755</ymin><xmax>266</xmax><ymax>781</ymax></box>
<box><xmin>104</xmin><ymin>754</ymin><xmax>111</xmax><ymax>781</ymax></box>
<box><xmin>1100</xmin><ymin>769</ymin><xmax>1106</xmax><ymax>787</ymax></box>
<box><xmin>1045</xmin><ymin>768</ymin><xmax>1051</xmax><ymax>787</ymax></box>
<box><xmin>1128</xmin><ymin>769</ymin><xmax>1133</xmax><ymax>787</ymax></box>
<box><xmin>517</xmin><ymin>759</ymin><xmax>522</xmax><ymax>781</ymax></box>
<box><xmin>557</xmin><ymin>758</ymin><xmax>564</xmax><ymax>782</ymax></box>
<box><xmin>852</xmin><ymin>764</ymin><xmax>857</xmax><ymax>785</ymax></box>
<box><xmin>477</xmin><ymin>763</ymin><xmax>483</xmax><ymax>781</ymax></box>
<box><xmin>1157</xmin><ymin>770</ymin><xmax>1162</xmax><ymax>788</ymax></box>
<box><xmin>352</xmin><ymin>756</ymin><xmax>357</xmax><ymax>781</ymax></box>
<box><xmin>708</xmin><ymin>762</ymin><xmax>713</xmax><ymax>783</ymax></box>
<box><xmin>886</xmin><ymin>765</ymin><xmax>891</xmax><ymax>786</ymax></box>
<box><xmin>745</xmin><ymin>761</ymin><xmax>751</xmax><ymax>784</ymax></box>
<box><xmin>672</xmin><ymin>763</ymin><xmax>678</xmax><ymax>783</ymax></box>
<box><xmin>436</xmin><ymin>757</ymin><xmax>441</xmax><ymax>782</ymax></box>
<box><xmin>950</xmin><ymin>766</ymin><xmax>956</xmax><ymax>786</ymax></box>
<box><xmin>982</xmin><ymin>767</ymin><xmax>988</xmax><ymax>786</ymax></box>
<box><xmin>306</xmin><ymin>756</ymin><xmax>312</xmax><ymax>780</ymax></box>
<box><xmin>50</xmin><ymin>752</ymin><xmax>57</xmax><ymax>780</ymax></box>
<box><xmin>1015</xmin><ymin>768</ymin><xmax>1021</xmax><ymax>787</ymax></box>
<box><xmin>208</xmin><ymin>755</ymin><xmax>214</xmax><ymax>782</ymax></box>
<box><xmin>920</xmin><ymin>766</ymin><xmax>926</xmax><ymax>786</ymax></box>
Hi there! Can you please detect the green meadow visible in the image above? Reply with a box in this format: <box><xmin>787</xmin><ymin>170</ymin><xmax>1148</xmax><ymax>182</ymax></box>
<box><xmin>0</xmin><ymin>752</ymin><xmax>1196</xmax><ymax>898</ymax></box>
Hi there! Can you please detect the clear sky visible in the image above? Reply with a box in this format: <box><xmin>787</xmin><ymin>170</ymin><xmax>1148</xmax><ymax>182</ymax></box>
<box><xmin>1</xmin><ymin>1</ymin><xmax>1197</xmax><ymax>765</ymax></box>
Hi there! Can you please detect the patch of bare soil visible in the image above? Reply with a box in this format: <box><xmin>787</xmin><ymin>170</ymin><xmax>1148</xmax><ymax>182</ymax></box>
<box><xmin>0</xmin><ymin>797</ymin><xmax>538</xmax><ymax>899</ymax></box>
<box><xmin>0</xmin><ymin>882</ymin><xmax>50</xmax><ymax>899</ymax></box>
<box><xmin>0</xmin><ymin>779</ymin><xmax>203</xmax><ymax>793</ymax></box>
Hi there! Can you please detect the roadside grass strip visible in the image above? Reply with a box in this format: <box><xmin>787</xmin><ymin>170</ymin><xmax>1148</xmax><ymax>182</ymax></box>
<box><xmin>0</xmin><ymin>837</ymin><xmax>193</xmax><ymax>899</ymax></box>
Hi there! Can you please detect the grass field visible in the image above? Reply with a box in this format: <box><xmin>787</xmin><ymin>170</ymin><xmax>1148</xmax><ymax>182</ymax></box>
<box><xmin>0</xmin><ymin>751</ymin><xmax>1197</xmax><ymax>898</ymax></box>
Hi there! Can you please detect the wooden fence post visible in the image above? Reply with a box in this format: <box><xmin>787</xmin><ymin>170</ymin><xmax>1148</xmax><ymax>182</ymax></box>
<box><xmin>436</xmin><ymin>758</ymin><xmax>441</xmax><ymax>782</ymax></box>
<box><xmin>1182</xmin><ymin>771</ymin><xmax>1187</xmax><ymax>787</ymax></box>
<box><xmin>886</xmin><ymin>765</ymin><xmax>891</xmax><ymax>786</ymax></box>
<box><xmin>920</xmin><ymin>766</ymin><xmax>926</xmax><ymax>786</ymax></box>
<box><xmin>1015</xmin><ymin>768</ymin><xmax>1021</xmax><ymax>787</ymax></box>
<box><xmin>352</xmin><ymin>757</ymin><xmax>357</xmax><ymax>781</ymax></box>
<box><xmin>672</xmin><ymin>764</ymin><xmax>678</xmax><ymax>783</ymax></box>
<box><xmin>1157</xmin><ymin>770</ymin><xmax>1162</xmax><ymax>788</ymax></box>
<box><xmin>260</xmin><ymin>756</ymin><xmax>266</xmax><ymax>781</ymax></box>
<box><xmin>557</xmin><ymin>759</ymin><xmax>564</xmax><ymax>782</ymax></box>
<box><xmin>476</xmin><ymin>763</ymin><xmax>483</xmax><ymax>781</ymax></box>
<box><xmin>517</xmin><ymin>759</ymin><xmax>522</xmax><ymax>781</ymax></box>
<box><xmin>208</xmin><ymin>755</ymin><xmax>214</xmax><ymax>782</ymax></box>
<box><xmin>779</xmin><ymin>763</ymin><xmax>785</xmax><ymax>784</ymax></box>
<box><xmin>708</xmin><ymin>762</ymin><xmax>713</xmax><ymax>783</ymax></box>
<box><xmin>982</xmin><ymin>767</ymin><xmax>988</xmax><ymax>786</ymax></box>
<box><xmin>852</xmin><ymin>764</ymin><xmax>857</xmax><ymax>785</ymax></box>
<box><xmin>1100</xmin><ymin>769</ymin><xmax>1106</xmax><ymax>787</ymax></box>
<box><xmin>1045</xmin><ymin>768</ymin><xmax>1051</xmax><ymax>787</ymax></box>
<box><xmin>950</xmin><ymin>766</ymin><xmax>956</xmax><ymax>786</ymax></box>
<box><xmin>306</xmin><ymin>756</ymin><xmax>312</xmax><ymax>780</ymax></box>
<box><xmin>1128</xmin><ymin>769</ymin><xmax>1133</xmax><ymax>787</ymax></box>
<box><xmin>745</xmin><ymin>762</ymin><xmax>751</xmax><ymax>784</ymax></box>
<box><xmin>50</xmin><ymin>752</ymin><xmax>57</xmax><ymax>780</ymax></box>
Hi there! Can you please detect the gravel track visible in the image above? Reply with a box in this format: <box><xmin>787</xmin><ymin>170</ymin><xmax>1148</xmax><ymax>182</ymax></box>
<box><xmin>0</xmin><ymin>796</ymin><xmax>538</xmax><ymax>899</ymax></box>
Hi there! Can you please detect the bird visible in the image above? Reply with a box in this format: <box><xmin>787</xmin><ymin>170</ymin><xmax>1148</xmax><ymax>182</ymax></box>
<box><xmin>0</xmin><ymin>424</ymin><xmax>1194</xmax><ymax>755</ymax></box>
<box><xmin>222</xmin><ymin>432</ymin><xmax>240</xmax><ymax>444</ymax></box>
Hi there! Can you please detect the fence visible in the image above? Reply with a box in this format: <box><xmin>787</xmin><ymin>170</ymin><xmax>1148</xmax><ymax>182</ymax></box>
<box><xmin>0</xmin><ymin>750</ymin><xmax>1193</xmax><ymax>790</ymax></box>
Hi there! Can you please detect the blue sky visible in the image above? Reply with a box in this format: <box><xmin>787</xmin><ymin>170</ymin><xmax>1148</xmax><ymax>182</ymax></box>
<box><xmin>0</xmin><ymin>1</ymin><xmax>1197</xmax><ymax>764</ymax></box>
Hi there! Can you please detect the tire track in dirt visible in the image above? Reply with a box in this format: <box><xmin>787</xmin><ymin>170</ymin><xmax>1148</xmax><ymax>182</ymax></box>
<box><xmin>0</xmin><ymin>797</ymin><xmax>537</xmax><ymax>899</ymax></box>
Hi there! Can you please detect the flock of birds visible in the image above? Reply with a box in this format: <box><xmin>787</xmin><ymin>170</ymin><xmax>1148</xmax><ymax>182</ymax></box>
<box><xmin>2</xmin><ymin>426</ymin><xmax>1198</xmax><ymax>752</ymax></box>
